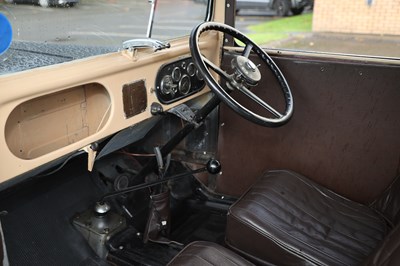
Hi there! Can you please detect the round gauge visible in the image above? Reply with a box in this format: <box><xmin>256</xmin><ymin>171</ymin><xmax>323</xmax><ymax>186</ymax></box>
<box><xmin>187</xmin><ymin>62</ymin><xmax>196</xmax><ymax>77</ymax></box>
<box><xmin>172</xmin><ymin>67</ymin><xmax>182</xmax><ymax>82</ymax></box>
<box><xmin>160</xmin><ymin>75</ymin><xmax>176</xmax><ymax>96</ymax></box>
<box><xmin>179</xmin><ymin>75</ymin><xmax>191</xmax><ymax>95</ymax></box>
<box><xmin>196</xmin><ymin>69</ymin><xmax>204</xmax><ymax>81</ymax></box>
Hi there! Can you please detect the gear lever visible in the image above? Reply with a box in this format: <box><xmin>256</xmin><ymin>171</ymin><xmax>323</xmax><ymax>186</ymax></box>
<box><xmin>98</xmin><ymin>159</ymin><xmax>221</xmax><ymax>203</ymax></box>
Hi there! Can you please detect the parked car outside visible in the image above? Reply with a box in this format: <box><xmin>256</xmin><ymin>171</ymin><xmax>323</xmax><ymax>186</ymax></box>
<box><xmin>5</xmin><ymin>0</ymin><xmax>79</xmax><ymax>7</ymax></box>
<box><xmin>236</xmin><ymin>0</ymin><xmax>312</xmax><ymax>16</ymax></box>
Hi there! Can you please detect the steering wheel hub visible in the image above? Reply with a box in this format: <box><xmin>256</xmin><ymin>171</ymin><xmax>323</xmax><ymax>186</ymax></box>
<box><xmin>231</xmin><ymin>56</ymin><xmax>261</xmax><ymax>86</ymax></box>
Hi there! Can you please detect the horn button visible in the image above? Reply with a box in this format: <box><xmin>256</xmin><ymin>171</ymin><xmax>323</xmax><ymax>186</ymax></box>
<box><xmin>231</xmin><ymin>56</ymin><xmax>261</xmax><ymax>86</ymax></box>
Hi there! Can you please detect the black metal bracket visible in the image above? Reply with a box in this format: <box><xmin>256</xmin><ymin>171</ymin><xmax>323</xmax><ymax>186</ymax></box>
<box><xmin>133</xmin><ymin>94</ymin><xmax>221</xmax><ymax>183</ymax></box>
<box><xmin>167</xmin><ymin>104</ymin><xmax>202</xmax><ymax>128</ymax></box>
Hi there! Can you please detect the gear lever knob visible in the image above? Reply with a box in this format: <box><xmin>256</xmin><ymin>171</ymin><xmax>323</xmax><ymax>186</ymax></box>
<box><xmin>94</xmin><ymin>201</ymin><xmax>111</xmax><ymax>216</ymax></box>
<box><xmin>206</xmin><ymin>159</ymin><xmax>221</xmax><ymax>175</ymax></box>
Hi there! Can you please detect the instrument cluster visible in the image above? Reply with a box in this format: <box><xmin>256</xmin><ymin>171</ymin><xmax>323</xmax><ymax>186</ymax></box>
<box><xmin>155</xmin><ymin>57</ymin><xmax>205</xmax><ymax>104</ymax></box>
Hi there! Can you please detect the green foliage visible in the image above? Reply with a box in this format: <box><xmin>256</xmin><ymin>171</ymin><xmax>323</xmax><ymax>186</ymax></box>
<box><xmin>246</xmin><ymin>13</ymin><xmax>312</xmax><ymax>45</ymax></box>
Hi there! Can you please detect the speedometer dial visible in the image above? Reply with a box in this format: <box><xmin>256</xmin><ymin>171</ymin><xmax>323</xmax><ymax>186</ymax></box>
<box><xmin>179</xmin><ymin>75</ymin><xmax>191</xmax><ymax>95</ymax></box>
<box><xmin>187</xmin><ymin>62</ymin><xmax>196</xmax><ymax>77</ymax></box>
<box><xmin>172</xmin><ymin>67</ymin><xmax>182</xmax><ymax>82</ymax></box>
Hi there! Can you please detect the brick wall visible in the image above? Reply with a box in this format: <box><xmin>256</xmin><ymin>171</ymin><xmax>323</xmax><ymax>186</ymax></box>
<box><xmin>313</xmin><ymin>0</ymin><xmax>400</xmax><ymax>35</ymax></box>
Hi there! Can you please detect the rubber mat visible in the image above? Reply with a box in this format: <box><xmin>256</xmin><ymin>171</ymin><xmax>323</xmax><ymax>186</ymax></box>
<box><xmin>0</xmin><ymin>155</ymin><xmax>108</xmax><ymax>266</ymax></box>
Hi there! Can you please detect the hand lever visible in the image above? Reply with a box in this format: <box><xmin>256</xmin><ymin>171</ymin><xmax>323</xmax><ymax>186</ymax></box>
<box><xmin>98</xmin><ymin>159</ymin><xmax>221</xmax><ymax>203</ymax></box>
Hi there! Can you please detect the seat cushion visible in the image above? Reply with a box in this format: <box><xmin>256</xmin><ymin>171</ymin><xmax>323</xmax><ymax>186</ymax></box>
<box><xmin>167</xmin><ymin>241</ymin><xmax>254</xmax><ymax>266</ymax></box>
<box><xmin>226</xmin><ymin>170</ymin><xmax>388</xmax><ymax>266</ymax></box>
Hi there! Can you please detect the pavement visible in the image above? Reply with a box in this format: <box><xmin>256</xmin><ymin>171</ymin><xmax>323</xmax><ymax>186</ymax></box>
<box><xmin>265</xmin><ymin>31</ymin><xmax>400</xmax><ymax>58</ymax></box>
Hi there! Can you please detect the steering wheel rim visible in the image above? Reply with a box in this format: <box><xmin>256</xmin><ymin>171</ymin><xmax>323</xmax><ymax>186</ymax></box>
<box><xmin>189</xmin><ymin>22</ymin><xmax>294</xmax><ymax>127</ymax></box>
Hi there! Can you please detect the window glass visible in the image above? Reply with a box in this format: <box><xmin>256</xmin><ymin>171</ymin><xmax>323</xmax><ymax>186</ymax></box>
<box><xmin>235</xmin><ymin>0</ymin><xmax>400</xmax><ymax>58</ymax></box>
<box><xmin>0</xmin><ymin>0</ymin><xmax>209</xmax><ymax>75</ymax></box>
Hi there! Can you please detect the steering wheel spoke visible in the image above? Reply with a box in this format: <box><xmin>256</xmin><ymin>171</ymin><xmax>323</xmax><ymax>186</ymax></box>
<box><xmin>242</xmin><ymin>43</ymin><xmax>253</xmax><ymax>58</ymax></box>
<box><xmin>237</xmin><ymin>84</ymin><xmax>283</xmax><ymax>118</ymax></box>
<box><xmin>202</xmin><ymin>56</ymin><xmax>233</xmax><ymax>83</ymax></box>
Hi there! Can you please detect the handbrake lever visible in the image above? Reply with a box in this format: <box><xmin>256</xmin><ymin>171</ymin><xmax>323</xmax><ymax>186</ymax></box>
<box><xmin>97</xmin><ymin>159</ymin><xmax>221</xmax><ymax>205</ymax></box>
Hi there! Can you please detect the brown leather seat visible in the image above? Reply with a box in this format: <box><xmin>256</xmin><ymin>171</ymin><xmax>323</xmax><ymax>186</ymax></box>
<box><xmin>168</xmin><ymin>224</ymin><xmax>400</xmax><ymax>266</ymax></box>
<box><xmin>226</xmin><ymin>170</ymin><xmax>390</xmax><ymax>265</ymax></box>
<box><xmin>167</xmin><ymin>241</ymin><xmax>254</xmax><ymax>266</ymax></box>
<box><xmin>363</xmin><ymin>223</ymin><xmax>400</xmax><ymax>266</ymax></box>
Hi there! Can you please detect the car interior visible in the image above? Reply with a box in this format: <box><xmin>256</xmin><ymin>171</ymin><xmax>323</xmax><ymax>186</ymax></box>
<box><xmin>0</xmin><ymin>0</ymin><xmax>399</xmax><ymax>265</ymax></box>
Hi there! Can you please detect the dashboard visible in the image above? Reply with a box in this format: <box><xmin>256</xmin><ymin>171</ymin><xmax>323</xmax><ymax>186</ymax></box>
<box><xmin>0</xmin><ymin>31</ymin><xmax>220</xmax><ymax>184</ymax></box>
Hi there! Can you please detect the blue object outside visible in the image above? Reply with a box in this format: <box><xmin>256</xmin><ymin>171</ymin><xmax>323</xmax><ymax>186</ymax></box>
<box><xmin>0</xmin><ymin>13</ymin><xmax>13</xmax><ymax>55</ymax></box>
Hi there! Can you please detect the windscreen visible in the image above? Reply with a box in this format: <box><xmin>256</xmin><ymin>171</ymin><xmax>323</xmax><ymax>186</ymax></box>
<box><xmin>0</xmin><ymin>0</ymin><xmax>209</xmax><ymax>75</ymax></box>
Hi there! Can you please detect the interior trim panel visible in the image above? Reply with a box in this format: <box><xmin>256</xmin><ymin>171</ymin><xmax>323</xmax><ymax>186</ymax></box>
<box><xmin>5</xmin><ymin>83</ymin><xmax>111</xmax><ymax>160</ymax></box>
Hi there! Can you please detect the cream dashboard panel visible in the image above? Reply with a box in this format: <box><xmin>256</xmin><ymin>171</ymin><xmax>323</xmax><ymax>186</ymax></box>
<box><xmin>0</xmin><ymin>32</ymin><xmax>221</xmax><ymax>183</ymax></box>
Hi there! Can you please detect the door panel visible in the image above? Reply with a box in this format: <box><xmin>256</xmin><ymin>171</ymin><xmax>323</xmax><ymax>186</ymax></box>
<box><xmin>217</xmin><ymin>50</ymin><xmax>400</xmax><ymax>203</ymax></box>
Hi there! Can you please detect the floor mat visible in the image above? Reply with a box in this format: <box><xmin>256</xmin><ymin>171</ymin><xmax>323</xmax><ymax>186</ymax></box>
<box><xmin>0</xmin><ymin>155</ymin><xmax>107</xmax><ymax>266</ymax></box>
<box><xmin>0</xmin><ymin>154</ymin><xmax>229</xmax><ymax>265</ymax></box>
<box><xmin>108</xmin><ymin>239</ymin><xmax>181</xmax><ymax>266</ymax></box>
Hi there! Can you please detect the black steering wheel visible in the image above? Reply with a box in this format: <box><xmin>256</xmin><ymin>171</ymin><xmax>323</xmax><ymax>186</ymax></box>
<box><xmin>190</xmin><ymin>22</ymin><xmax>293</xmax><ymax>127</ymax></box>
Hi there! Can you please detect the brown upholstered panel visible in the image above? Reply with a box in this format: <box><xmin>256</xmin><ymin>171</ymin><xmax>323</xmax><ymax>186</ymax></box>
<box><xmin>217</xmin><ymin>53</ymin><xmax>400</xmax><ymax>203</ymax></box>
